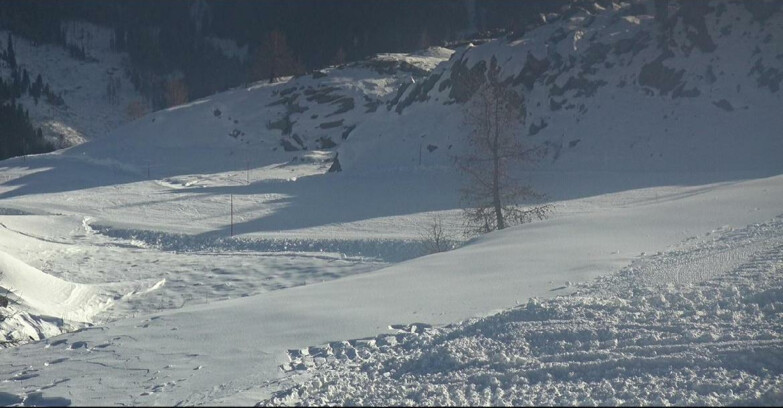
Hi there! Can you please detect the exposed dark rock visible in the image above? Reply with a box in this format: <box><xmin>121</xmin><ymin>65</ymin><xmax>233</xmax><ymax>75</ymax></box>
<box><xmin>341</xmin><ymin>124</ymin><xmax>356</xmax><ymax>140</ymax></box>
<box><xmin>311</xmin><ymin>70</ymin><xmax>327</xmax><ymax>79</ymax></box>
<box><xmin>279</xmin><ymin>87</ymin><xmax>297</xmax><ymax>97</ymax></box>
<box><xmin>548</xmin><ymin>27</ymin><xmax>569</xmax><ymax>45</ymax></box>
<box><xmin>426</xmin><ymin>144</ymin><xmax>438</xmax><ymax>153</ymax></box>
<box><xmin>288</xmin><ymin>101</ymin><xmax>308</xmax><ymax>114</ymax></box>
<box><xmin>705</xmin><ymin>65</ymin><xmax>717</xmax><ymax>84</ymax></box>
<box><xmin>438</xmin><ymin>78</ymin><xmax>452</xmax><ymax>92</ymax></box>
<box><xmin>568</xmin><ymin>139</ymin><xmax>581</xmax><ymax>148</ymax></box>
<box><xmin>581</xmin><ymin>42</ymin><xmax>611</xmax><ymax>74</ymax></box>
<box><xmin>326</xmin><ymin>96</ymin><xmax>354</xmax><ymax>117</ymax></box>
<box><xmin>528</xmin><ymin>118</ymin><xmax>548</xmax><ymax>136</ymax></box>
<box><xmin>550</xmin><ymin>75</ymin><xmax>607</xmax><ymax>98</ymax></box>
<box><xmin>280</xmin><ymin>139</ymin><xmax>299</xmax><ymax>151</ymax></box>
<box><xmin>713</xmin><ymin>99</ymin><xmax>734</xmax><ymax>112</ymax></box>
<box><xmin>360</xmin><ymin>58</ymin><xmax>429</xmax><ymax>77</ymax></box>
<box><xmin>750</xmin><ymin>59</ymin><xmax>783</xmax><ymax>92</ymax></box>
<box><xmin>317</xmin><ymin>136</ymin><xmax>337</xmax><ymax>149</ymax></box>
<box><xmin>267</xmin><ymin>94</ymin><xmax>299</xmax><ymax>107</ymax></box>
<box><xmin>743</xmin><ymin>1</ymin><xmax>783</xmax><ymax>23</ymax></box>
<box><xmin>638</xmin><ymin>53</ymin><xmax>685</xmax><ymax>95</ymax></box>
<box><xmin>613</xmin><ymin>31</ymin><xmax>651</xmax><ymax>57</ymax></box>
<box><xmin>267</xmin><ymin>115</ymin><xmax>294</xmax><ymax>135</ymax></box>
<box><xmin>549</xmin><ymin>98</ymin><xmax>564</xmax><ymax>111</ymax></box>
<box><xmin>304</xmin><ymin>87</ymin><xmax>341</xmax><ymax>103</ymax></box>
<box><xmin>319</xmin><ymin>119</ymin><xmax>344</xmax><ymax>129</ymax></box>
<box><xmin>447</xmin><ymin>58</ymin><xmax>487</xmax><ymax>103</ymax></box>
<box><xmin>213</xmin><ymin>108</ymin><xmax>221</xmax><ymax>117</ymax></box>
<box><xmin>622</xmin><ymin>1</ymin><xmax>649</xmax><ymax>16</ymax></box>
<box><xmin>387</xmin><ymin>82</ymin><xmax>411</xmax><ymax>110</ymax></box>
<box><xmin>363</xmin><ymin>96</ymin><xmax>381</xmax><ymax>113</ymax></box>
<box><xmin>395</xmin><ymin>72</ymin><xmax>443</xmax><ymax>113</ymax></box>
<box><xmin>679</xmin><ymin>1</ymin><xmax>716</xmax><ymax>53</ymax></box>
<box><xmin>512</xmin><ymin>52</ymin><xmax>550</xmax><ymax>90</ymax></box>
<box><xmin>672</xmin><ymin>83</ymin><xmax>701</xmax><ymax>98</ymax></box>
<box><xmin>292</xmin><ymin>133</ymin><xmax>306</xmax><ymax>149</ymax></box>
<box><xmin>328</xmin><ymin>155</ymin><xmax>342</xmax><ymax>172</ymax></box>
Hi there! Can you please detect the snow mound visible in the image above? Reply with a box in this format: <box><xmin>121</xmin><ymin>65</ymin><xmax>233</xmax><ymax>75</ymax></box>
<box><xmin>0</xmin><ymin>249</ymin><xmax>111</xmax><ymax>323</ymax></box>
<box><xmin>0</xmin><ymin>249</ymin><xmax>162</xmax><ymax>346</ymax></box>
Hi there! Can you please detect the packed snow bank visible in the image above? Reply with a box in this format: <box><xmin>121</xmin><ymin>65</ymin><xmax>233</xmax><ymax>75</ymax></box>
<box><xmin>0</xmin><ymin>250</ymin><xmax>110</xmax><ymax>323</ymax></box>
<box><xmin>263</xmin><ymin>216</ymin><xmax>783</xmax><ymax>406</ymax></box>
<box><xmin>0</xmin><ymin>248</ymin><xmax>164</xmax><ymax>347</ymax></box>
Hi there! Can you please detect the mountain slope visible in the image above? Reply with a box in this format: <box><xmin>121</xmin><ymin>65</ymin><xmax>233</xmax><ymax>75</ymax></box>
<box><xmin>0</xmin><ymin>0</ymin><xmax>781</xmax><ymax>405</ymax></box>
<box><xmin>0</xmin><ymin>22</ymin><xmax>143</xmax><ymax>147</ymax></box>
<box><xmin>344</xmin><ymin>0</ymin><xmax>783</xmax><ymax>173</ymax></box>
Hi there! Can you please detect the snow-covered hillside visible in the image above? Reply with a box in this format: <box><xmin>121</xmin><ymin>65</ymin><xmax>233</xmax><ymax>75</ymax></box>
<box><xmin>344</xmin><ymin>0</ymin><xmax>783</xmax><ymax>173</ymax></box>
<box><xmin>0</xmin><ymin>22</ymin><xmax>144</xmax><ymax>147</ymax></box>
<box><xmin>0</xmin><ymin>0</ymin><xmax>781</xmax><ymax>405</ymax></box>
<box><xmin>267</xmin><ymin>215</ymin><xmax>783</xmax><ymax>406</ymax></box>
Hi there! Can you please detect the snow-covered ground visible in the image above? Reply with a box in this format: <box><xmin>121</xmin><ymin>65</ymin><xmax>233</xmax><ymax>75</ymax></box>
<box><xmin>0</xmin><ymin>0</ymin><xmax>781</xmax><ymax>405</ymax></box>
<box><xmin>266</xmin><ymin>216</ymin><xmax>783</xmax><ymax>406</ymax></box>
<box><xmin>0</xmin><ymin>163</ymin><xmax>781</xmax><ymax>405</ymax></box>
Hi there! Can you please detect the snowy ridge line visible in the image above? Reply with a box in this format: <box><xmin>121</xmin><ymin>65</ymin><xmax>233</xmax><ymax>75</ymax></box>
<box><xmin>91</xmin><ymin>224</ymin><xmax>456</xmax><ymax>263</ymax></box>
<box><xmin>261</xmin><ymin>216</ymin><xmax>783</xmax><ymax>406</ymax></box>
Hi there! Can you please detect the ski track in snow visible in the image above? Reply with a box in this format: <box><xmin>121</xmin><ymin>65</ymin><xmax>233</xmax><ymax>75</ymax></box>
<box><xmin>263</xmin><ymin>216</ymin><xmax>783</xmax><ymax>406</ymax></box>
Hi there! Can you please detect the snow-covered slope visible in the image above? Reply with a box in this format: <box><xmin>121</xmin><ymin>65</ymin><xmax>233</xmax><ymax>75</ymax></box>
<box><xmin>20</xmin><ymin>0</ymin><xmax>777</xmax><ymax>186</ymax></box>
<box><xmin>1</xmin><ymin>22</ymin><xmax>144</xmax><ymax>147</ymax></box>
<box><xmin>344</xmin><ymin>0</ymin><xmax>783</xmax><ymax>173</ymax></box>
<box><xmin>0</xmin><ymin>0</ymin><xmax>781</xmax><ymax>405</ymax></box>
<box><xmin>0</xmin><ymin>174</ymin><xmax>781</xmax><ymax>405</ymax></box>
<box><xmin>268</xmin><ymin>215</ymin><xmax>783</xmax><ymax>406</ymax></box>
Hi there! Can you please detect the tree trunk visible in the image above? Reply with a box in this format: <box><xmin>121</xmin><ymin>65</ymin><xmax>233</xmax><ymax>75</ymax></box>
<box><xmin>493</xmin><ymin>155</ymin><xmax>504</xmax><ymax>230</ymax></box>
<box><xmin>492</xmin><ymin>98</ymin><xmax>504</xmax><ymax>230</ymax></box>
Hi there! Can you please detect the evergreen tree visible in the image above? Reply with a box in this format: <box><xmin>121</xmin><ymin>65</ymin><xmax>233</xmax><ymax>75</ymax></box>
<box><xmin>21</xmin><ymin>69</ymin><xmax>30</xmax><ymax>93</ymax></box>
<box><xmin>31</xmin><ymin>74</ymin><xmax>43</xmax><ymax>104</ymax></box>
<box><xmin>6</xmin><ymin>33</ymin><xmax>16</xmax><ymax>69</ymax></box>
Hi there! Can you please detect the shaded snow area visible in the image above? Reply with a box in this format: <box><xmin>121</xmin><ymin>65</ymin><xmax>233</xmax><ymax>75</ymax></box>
<box><xmin>1</xmin><ymin>22</ymin><xmax>143</xmax><ymax>146</ymax></box>
<box><xmin>264</xmin><ymin>216</ymin><xmax>783</xmax><ymax>406</ymax></box>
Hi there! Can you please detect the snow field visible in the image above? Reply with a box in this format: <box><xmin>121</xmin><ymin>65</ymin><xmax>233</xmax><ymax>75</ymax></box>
<box><xmin>263</xmin><ymin>216</ymin><xmax>783</xmax><ymax>406</ymax></box>
<box><xmin>0</xmin><ymin>173</ymin><xmax>779</xmax><ymax>406</ymax></box>
<box><xmin>0</xmin><ymin>1</ymin><xmax>781</xmax><ymax>404</ymax></box>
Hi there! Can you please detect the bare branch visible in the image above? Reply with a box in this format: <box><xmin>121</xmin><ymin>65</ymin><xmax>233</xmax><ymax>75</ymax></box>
<box><xmin>455</xmin><ymin>66</ymin><xmax>552</xmax><ymax>237</ymax></box>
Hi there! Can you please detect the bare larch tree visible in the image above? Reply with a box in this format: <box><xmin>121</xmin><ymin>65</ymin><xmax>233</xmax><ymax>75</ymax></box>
<box><xmin>457</xmin><ymin>61</ymin><xmax>552</xmax><ymax>236</ymax></box>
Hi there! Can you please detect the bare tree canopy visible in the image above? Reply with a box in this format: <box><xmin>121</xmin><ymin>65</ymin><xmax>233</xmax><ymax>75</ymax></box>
<box><xmin>457</xmin><ymin>60</ymin><xmax>552</xmax><ymax>236</ymax></box>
